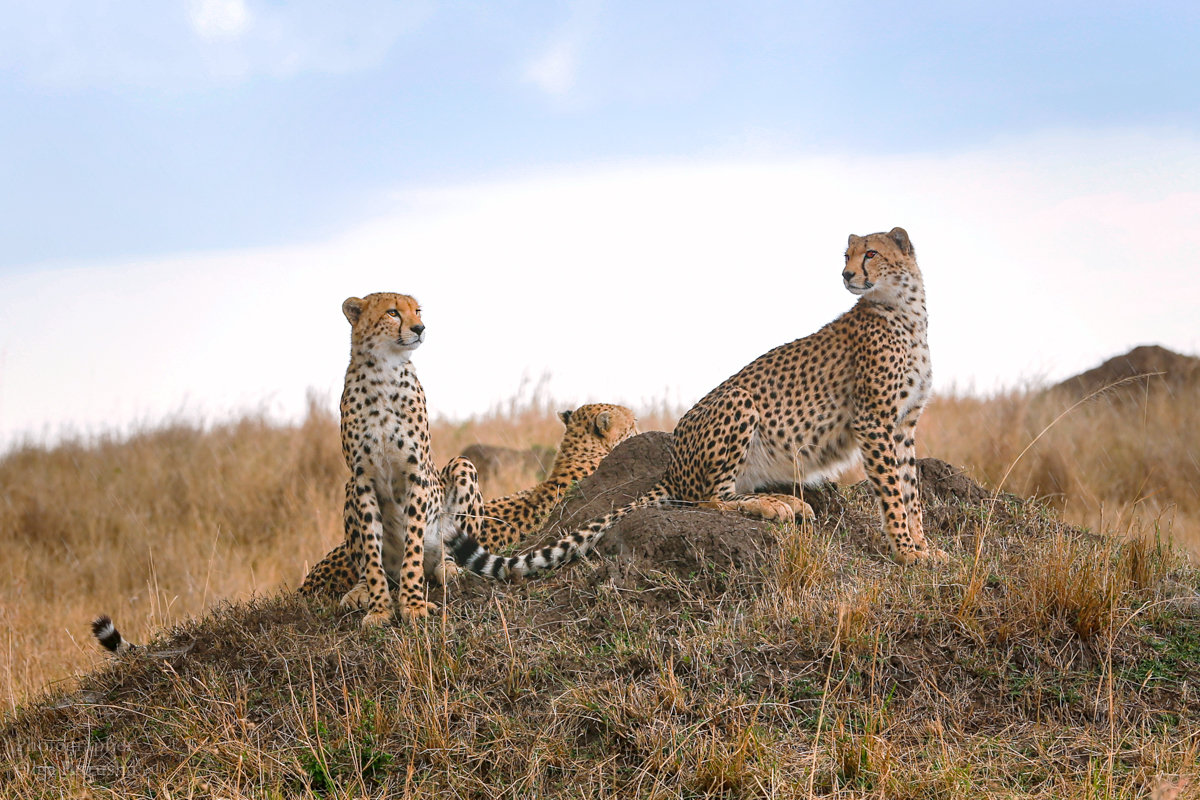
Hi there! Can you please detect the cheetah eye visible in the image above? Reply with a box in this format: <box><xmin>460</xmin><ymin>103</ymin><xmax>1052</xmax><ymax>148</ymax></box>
<box><xmin>386</xmin><ymin>309</ymin><xmax>401</xmax><ymax>318</ymax></box>
<box><xmin>865</xmin><ymin>250</ymin><xmax>877</xmax><ymax>259</ymax></box>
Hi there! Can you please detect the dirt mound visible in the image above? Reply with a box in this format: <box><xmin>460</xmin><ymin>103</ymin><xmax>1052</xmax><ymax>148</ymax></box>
<box><xmin>523</xmin><ymin>433</ymin><xmax>792</xmax><ymax>595</ymax></box>
<box><xmin>1052</xmin><ymin>344</ymin><xmax>1200</xmax><ymax>400</ymax></box>
<box><xmin>917</xmin><ymin>457</ymin><xmax>990</xmax><ymax>504</ymax></box>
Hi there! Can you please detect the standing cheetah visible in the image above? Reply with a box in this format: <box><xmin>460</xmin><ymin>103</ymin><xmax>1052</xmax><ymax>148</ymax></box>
<box><xmin>458</xmin><ymin>227</ymin><xmax>944</xmax><ymax>580</ymax></box>
<box><xmin>298</xmin><ymin>403</ymin><xmax>638</xmax><ymax>599</ymax></box>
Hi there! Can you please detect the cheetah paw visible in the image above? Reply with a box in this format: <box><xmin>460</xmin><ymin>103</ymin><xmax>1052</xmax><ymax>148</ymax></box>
<box><xmin>700</xmin><ymin>497</ymin><xmax>794</xmax><ymax>522</ymax></box>
<box><xmin>921</xmin><ymin>546</ymin><xmax>950</xmax><ymax>564</ymax></box>
<box><xmin>399</xmin><ymin>600</ymin><xmax>437</xmax><ymax>621</ymax></box>
<box><xmin>339</xmin><ymin>583</ymin><xmax>370</xmax><ymax>610</ymax></box>
<box><xmin>361</xmin><ymin>609</ymin><xmax>393</xmax><ymax>628</ymax></box>
<box><xmin>895</xmin><ymin>545</ymin><xmax>950</xmax><ymax>566</ymax></box>
<box><xmin>782</xmin><ymin>496</ymin><xmax>815</xmax><ymax>522</ymax></box>
<box><xmin>760</xmin><ymin>497</ymin><xmax>797</xmax><ymax>522</ymax></box>
<box><xmin>745</xmin><ymin>495</ymin><xmax>810</xmax><ymax>523</ymax></box>
<box><xmin>434</xmin><ymin>559</ymin><xmax>459</xmax><ymax>585</ymax></box>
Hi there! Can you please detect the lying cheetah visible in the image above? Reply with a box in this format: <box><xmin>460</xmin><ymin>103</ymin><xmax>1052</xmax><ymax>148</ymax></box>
<box><xmin>463</xmin><ymin>227</ymin><xmax>944</xmax><ymax>579</ymax></box>
<box><xmin>298</xmin><ymin>403</ymin><xmax>638</xmax><ymax>599</ymax></box>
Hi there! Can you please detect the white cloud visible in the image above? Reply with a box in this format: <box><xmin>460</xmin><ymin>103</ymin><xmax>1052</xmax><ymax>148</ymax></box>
<box><xmin>525</xmin><ymin>39</ymin><xmax>579</xmax><ymax>96</ymax></box>
<box><xmin>2</xmin><ymin>129</ymin><xmax>1198</xmax><ymax>448</ymax></box>
<box><xmin>188</xmin><ymin>0</ymin><xmax>251</xmax><ymax>41</ymax></box>
<box><xmin>522</xmin><ymin>1</ymin><xmax>599</xmax><ymax>99</ymax></box>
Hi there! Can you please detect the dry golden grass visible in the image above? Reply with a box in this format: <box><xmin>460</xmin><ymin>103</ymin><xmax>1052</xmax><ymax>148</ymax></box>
<box><xmin>0</xmin><ymin>399</ymin><xmax>340</xmax><ymax>712</ymax></box>
<box><xmin>919</xmin><ymin>379</ymin><xmax>1200</xmax><ymax>560</ymax></box>
<box><xmin>2</xmin><ymin>475</ymin><xmax>1197</xmax><ymax>797</ymax></box>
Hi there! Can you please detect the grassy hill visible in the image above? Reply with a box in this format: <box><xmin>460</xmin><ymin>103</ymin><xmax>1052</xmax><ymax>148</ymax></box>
<box><xmin>2</xmin><ymin>351</ymin><xmax>1199</xmax><ymax>797</ymax></box>
<box><xmin>2</xmin><ymin>438</ymin><xmax>1198</xmax><ymax>798</ymax></box>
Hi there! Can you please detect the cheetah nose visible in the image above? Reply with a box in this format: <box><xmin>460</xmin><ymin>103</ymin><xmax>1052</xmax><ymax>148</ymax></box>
<box><xmin>842</xmin><ymin>270</ymin><xmax>854</xmax><ymax>282</ymax></box>
<box><xmin>411</xmin><ymin>324</ymin><xmax>425</xmax><ymax>337</ymax></box>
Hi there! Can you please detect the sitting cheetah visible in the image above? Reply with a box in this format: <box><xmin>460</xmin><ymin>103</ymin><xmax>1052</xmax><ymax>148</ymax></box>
<box><xmin>298</xmin><ymin>403</ymin><xmax>639</xmax><ymax>599</ymax></box>
<box><xmin>461</xmin><ymin>227</ymin><xmax>944</xmax><ymax>579</ymax></box>
<box><xmin>327</xmin><ymin>292</ymin><xmax>507</xmax><ymax>626</ymax></box>
<box><xmin>90</xmin><ymin>292</ymin><xmax>509</xmax><ymax>644</ymax></box>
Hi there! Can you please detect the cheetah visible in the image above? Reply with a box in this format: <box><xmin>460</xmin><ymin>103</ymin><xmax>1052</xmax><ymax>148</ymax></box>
<box><xmin>88</xmin><ymin>292</ymin><xmax>507</xmax><ymax>645</ymax></box>
<box><xmin>326</xmin><ymin>292</ymin><xmax>507</xmax><ymax>626</ymax></box>
<box><xmin>465</xmin><ymin>227</ymin><xmax>944</xmax><ymax>579</ymax></box>
<box><xmin>298</xmin><ymin>403</ymin><xmax>639</xmax><ymax>599</ymax></box>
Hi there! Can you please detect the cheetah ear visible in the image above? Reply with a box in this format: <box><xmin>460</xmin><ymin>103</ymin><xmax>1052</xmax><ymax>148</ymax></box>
<box><xmin>342</xmin><ymin>297</ymin><xmax>365</xmax><ymax>325</ymax></box>
<box><xmin>847</xmin><ymin>233</ymin><xmax>861</xmax><ymax>246</ymax></box>
<box><xmin>593</xmin><ymin>411</ymin><xmax>612</xmax><ymax>436</ymax></box>
<box><xmin>888</xmin><ymin>227</ymin><xmax>914</xmax><ymax>256</ymax></box>
<box><xmin>558</xmin><ymin>409</ymin><xmax>573</xmax><ymax>427</ymax></box>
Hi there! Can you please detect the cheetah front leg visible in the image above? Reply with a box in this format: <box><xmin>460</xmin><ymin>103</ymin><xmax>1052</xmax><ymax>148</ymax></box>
<box><xmin>894</xmin><ymin>409</ymin><xmax>947</xmax><ymax>562</ymax></box>
<box><xmin>395</xmin><ymin>479</ymin><xmax>437</xmax><ymax>621</ymax></box>
<box><xmin>854</xmin><ymin>415</ymin><xmax>940</xmax><ymax>565</ymax></box>
<box><xmin>341</xmin><ymin>474</ymin><xmax>394</xmax><ymax>627</ymax></box>
<box><xmin>688</xmin><ymin>388</ymin><xmax>814</xmax><ymax>523</ymax></box>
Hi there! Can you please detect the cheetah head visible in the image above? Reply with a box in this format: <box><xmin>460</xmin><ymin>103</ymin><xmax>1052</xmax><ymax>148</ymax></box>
<box><xmin>842</xmin><ymin>227</ymin><xmax>918</xmax><ymax>299</ymax></box>
<box><xmin>558</xmin><ymin>403</ymin><xmax>640</xmax><ymax>454</ymax></box>
<box><xmin>342</xmin><ymin>292</ymin><xmax>425</xmax><ymax>359</ymax></box>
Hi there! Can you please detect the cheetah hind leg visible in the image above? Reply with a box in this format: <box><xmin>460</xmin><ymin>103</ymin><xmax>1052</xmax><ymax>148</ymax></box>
<box><xmin>434</xmin><ymin>455</ymin><xmax>485</xmax><ymax>585</ymax></box>
<box><xmin>682</xmin><ymin>389</ymin><xmax>813</xmax><ymax>524</ymax></box>
<box><xmin>700</xmin><ymin>493</ymin><xmax>814</xmax><ymax>524</ymax></box>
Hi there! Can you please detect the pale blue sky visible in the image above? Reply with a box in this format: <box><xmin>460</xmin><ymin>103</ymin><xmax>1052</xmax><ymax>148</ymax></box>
<box><xmin>2</xmin><ymin>2</ymin><xmax>1199</xmax><ymax>445</ymax></box>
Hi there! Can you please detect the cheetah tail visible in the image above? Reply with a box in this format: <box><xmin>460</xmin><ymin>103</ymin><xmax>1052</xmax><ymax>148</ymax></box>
<box><xmin>92</xmin><ymin>615</ymin><xmax>137</xmax><ymax>654</ymax></box>
<box><xmin>446</xmin><ymin>532</ymin><xmax>513</xmax><ymax>581</ymax></box>
<box><xmin>447</xmin><ymin>485</ymin><xmax>671</xmax><ymax>581</ymax></box>
<box><xmin>503</xmin><ymin>484</ymin><xmax>672</xmax><ymax>580</ymax></box>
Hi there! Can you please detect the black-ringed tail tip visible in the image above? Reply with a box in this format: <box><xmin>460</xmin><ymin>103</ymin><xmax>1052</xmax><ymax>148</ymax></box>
<box><xmin>92</xmin><ymin>615</ymin><xmax>134</xmax><ymax>653</ymax></box>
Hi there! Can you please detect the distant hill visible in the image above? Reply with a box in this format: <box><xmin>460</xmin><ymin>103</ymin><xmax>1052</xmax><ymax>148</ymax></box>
<box><xmin>1053</xmin><ymin>344</ymin><xmax>1200</xmax><ymax>399</ymax></box>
